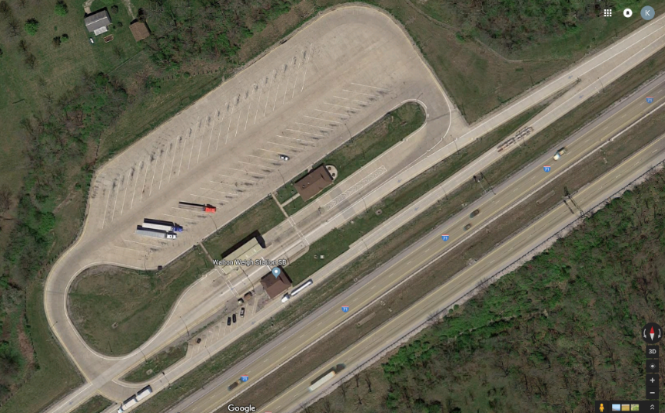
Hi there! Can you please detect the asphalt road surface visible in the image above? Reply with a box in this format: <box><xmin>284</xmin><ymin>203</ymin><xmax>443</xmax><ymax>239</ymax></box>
<box><xmin>266</xmin><ymin>132</ymin><xmax>665</xmax><ymax>413</ymax></box>
<box><xmin>164</xmin><ymin>74</ymin><xmax>665</xmax><ymax>413</ymax></box>
<box><xmin>44</xmin><ymin>5</ymin><xmax>665</xmax><ymax>413</ymax></box>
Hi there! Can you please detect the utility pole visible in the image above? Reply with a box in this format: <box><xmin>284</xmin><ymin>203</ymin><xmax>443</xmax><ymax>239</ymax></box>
<box><xmin>480</xmin><ymin>172</ymin><xmax>496</xmax><ymax>195</ymax></box>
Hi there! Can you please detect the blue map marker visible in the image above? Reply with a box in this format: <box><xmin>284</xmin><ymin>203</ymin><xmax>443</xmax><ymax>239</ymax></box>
<box><xmin>544</xmin><ymin>165</ymin><xmax>551</xmax><ymax>173</ymax></box>
<box><xmin>241</xmin><ymin>375</ymin><xmax>249</xmax><ymax>382</ymax></box>
<box><xmin>342</xmin><ymin>306</ymin><xmax>349</xmax><ymax>313</ymax></box>
<box><xmin>647</xmin><ymin>97</ymin><xmax>654</xmax><ymax>104</ymax></box>
<box><xmin>272</xmin><ymin>267</ymin><xmax>281</xmax><ymax>277</ymax></box>
<box><xmin>441</xmin><ymin>234</ymin><xmax>450</xmax><ymax>241</ymax></box>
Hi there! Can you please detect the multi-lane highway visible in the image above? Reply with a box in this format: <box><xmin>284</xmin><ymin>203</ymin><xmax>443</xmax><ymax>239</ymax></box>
<box><xmin>44</xmin><ymin>5</ymin><xmax>665</xmax><ymax>413</ymax></box>
<box><xmin>266</xmin><ymin>131</ymin><xmax>665</xmax><ymax>413</ymax></box>
<box><xmin>165</xmin><ymin>69</ymin><xmax>665</xmax><ymax>413</ymax></box>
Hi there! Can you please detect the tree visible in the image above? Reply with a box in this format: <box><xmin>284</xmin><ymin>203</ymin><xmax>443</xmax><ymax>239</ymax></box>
<box><xmin>111</xmin><ymin>4</ymin><xmax>118</xmax><ymax>13</ymax></box>
<box><xmin>54</xmin><ymin>1</ymin><xmax>67</xmax><ymax>16</ymax></box>
<box><xmin>52</xmin><ymin>36</ymin><xmax>61</xmax><ymax>47</ymax></box>
<box><xmin>24</xmin><ymin>18</ymin><xmax>39</xmax><ymax>35</ymax></box>
<box><xmin>24</xmin><ymin>53</ymin><xmax>36</xmax><ymax>68</ymax></box>
<box><xmin>61</xmin><ymin>33</ymin><xmax>69</xmax><ymax>42</ymax></box>
<box><xmin>0</xmin><ymin>1</ymin><xmax>10</xmax><ymax>16</ymax></box>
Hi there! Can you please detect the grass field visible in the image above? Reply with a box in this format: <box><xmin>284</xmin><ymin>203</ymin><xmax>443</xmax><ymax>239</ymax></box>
<box><xmin>202</xmin><ymin>197</ymin><xmax>285</xmax><ymax>260</ymax></box>
<box><xmin>68</xmin><ymin>247</ymin><xmax>212</xmax><ymax>356</ymax></box>
<box><xmin>308</xmin><ymin>156</ymin><xmax>665</xmax><ymax>413</ymax></box>
<box><xmin>2</xmin><ymin>0</ymin><xmax>664</xmax><ymax>410</ymax></box>
<box><xmin>123</xmin><ymin>343</ymin><xmax>188</xmax><ymax>383</ymax></box>
<box><xmin>135</xmin><ymin>46</ymin><xmax>665</xmax><ymax>413</ymax></box>
<box><xmin>70</xmin><ymin>395</ymin><xmax>112</xmax><ymax>413</ymax></box>
<box><xmin>275</xmin><ymin>103</ymin><xmax>425</xmax><ymax>212</ymax></box>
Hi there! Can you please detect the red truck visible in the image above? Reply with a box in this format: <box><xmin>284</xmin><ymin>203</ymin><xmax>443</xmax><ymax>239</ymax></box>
<box><xmin>179</xmin><ymin>202</ymin><xmax>216</xmax><ymax>213</ymax></box>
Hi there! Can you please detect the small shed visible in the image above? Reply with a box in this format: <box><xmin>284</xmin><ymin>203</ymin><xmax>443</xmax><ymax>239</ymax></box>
<box><xmin>294</xmin><ymin>165</ymin><xmax>334</xmax><ymax>202</ymax></box>
<box><xmin>130</xmin><ymin>21</ymin><xmax>150</xmax><ymax>42</ymax></box>
<box><xmin>85</xmin><ymin>10</ymin><xmax>111</xmax><ymax>36</ymax></box>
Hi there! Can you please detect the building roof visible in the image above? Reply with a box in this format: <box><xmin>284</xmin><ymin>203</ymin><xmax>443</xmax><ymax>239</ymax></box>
<box><xmin>294</xmin><ymin>165</ymin><xmax>333</xmax><ymax>202</ymax></box>
<box><xmin>85</xmin><ymin>10</ymin><xmax>111</xmax><ymax>34</ymax></box>
<box><xmin>130</xmin><ymin>21</ymin><xmax>150</xmax><ymax>42</ymax></box>
<box><xmin>260</xmin><ymin>270</ymin><xmax>292</xmax><ymax>299</ymax></box>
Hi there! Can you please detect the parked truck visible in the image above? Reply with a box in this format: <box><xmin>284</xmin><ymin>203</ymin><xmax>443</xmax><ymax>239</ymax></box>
<box><xmin>135</xmin><ymin>227</ymin><xmax>177</xmax><ymax>239</ymax></box>
<box><xmin>143</xmin><ymin>218</ymin><xmax>183</xmax><ymax>232</ymax></box>
<box><xmin>117</xmin><ymin>396</ymin><xmax>138</xmax><ymax>413</ymax></box>
<box><xmin>179</xmin><ymin>201</ymin><xmax>216</xmax><ymax>212</ymax></box>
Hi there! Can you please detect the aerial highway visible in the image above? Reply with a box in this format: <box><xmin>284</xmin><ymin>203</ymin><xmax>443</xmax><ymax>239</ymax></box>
<box><xmin>263</xmin><ymin>131</ymin><xmax>665</xmax><ymax>413</ymax></box>
<box><xmin>44</xmin><ymin>5</ymin><xmax>665</xmax><ymax>413</ymax></box>
<box><xmin>163</xmin><ymin>73</ymin><xmax>665</xmax><ymax>413</ymax></box>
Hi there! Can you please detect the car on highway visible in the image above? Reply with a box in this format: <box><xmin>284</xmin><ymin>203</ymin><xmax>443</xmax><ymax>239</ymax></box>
<box><xmin>553</xmin><ymin>147</ymin><xmax>567</xmax><ymax>161</ymax></box>
<box><xmin>279</xmin><ymin>154</ymin><xmax>290</xmax><ymax>161</ymax></box>
<box><xmin>464</xmin><ymin>223</ymin><xmax>472</xmax><ymax>231</ymax></box>
<box><xmin>227</xmin><ymin>381</ymin><xmax>239</xmax><ymax>391</ymax></box>
<box><xmin>240</xmin><ymin>307</ymin><xmax>245</xmax><ymax>317</ymax></box>
<box><xmin>232</xmin><ymin>314</ymin><xmax>237</xmax><ymax>323</ymax></box>
<box><xmin>470</xmin><ymin>209</ymin><xmax>480</xmax><ymax>218</ymax></box>
<box><xmin>227</xmin><ymin>317</ymin><xmax>231</xmax><ymax>326</ymax></box>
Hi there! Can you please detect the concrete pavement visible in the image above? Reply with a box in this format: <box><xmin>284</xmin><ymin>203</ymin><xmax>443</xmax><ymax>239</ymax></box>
<box><xmin>163</xmin><ymin>76</ymin><xmax>665</xmax><ymax>413</ymax></box>
<box><xmin>43</xmin><ymin>4</ymin><xmax>665</xmax><ymax>413</ymax></box>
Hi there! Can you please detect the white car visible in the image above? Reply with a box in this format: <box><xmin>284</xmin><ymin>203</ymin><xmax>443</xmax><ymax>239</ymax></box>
<box><xmin>553</xmin><ymin>147</ymin><xmax>566</xmax><ymax>161</ymax></box>
<box><xmin>279</xmin><ymin>154</ymin><xmax>290</xmax><ymax>161</ymax></box>
<box><xmin>281</xmin><ymin>293</ymin><xmax>291</xmax><ymax>303</ymax></box>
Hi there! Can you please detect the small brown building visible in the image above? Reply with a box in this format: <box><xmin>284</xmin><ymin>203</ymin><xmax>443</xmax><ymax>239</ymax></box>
<box><xmin>294</xmin><ymin>165</ymin><xmax>333</xmax><ymax>202</ymax></box>
<box><xmin>129</xmin><ymin>21</ymin><xmax>150</xmax><ymax>42</ymax></box>
<box><xmin>260</xmin><ymin>270</ymin><xmax>292</xmax><ymax>299</ymax></box>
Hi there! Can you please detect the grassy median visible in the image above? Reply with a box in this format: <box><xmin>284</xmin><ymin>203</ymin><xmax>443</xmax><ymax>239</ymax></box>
<box><xmin>71</xmin><ymin>396</ymin><xmax>113</xmax><ymax>413</ymax></box>
<box><xmin>123</xmin><ymin>344</ymin><xmax>188</xmax><ymax>383</ymax></box>
<box><xmin>135</xmin><ymin>45</ymin><xmax>665</xmax><ymax>413</ymax></box>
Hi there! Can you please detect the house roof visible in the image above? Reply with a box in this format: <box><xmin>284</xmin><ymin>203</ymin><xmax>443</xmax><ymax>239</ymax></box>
<box><xmin>294</xmin><ymin>165</ymin><xmax>333</xmax><ymax>202</ymax></box>
<box><xmin>130</xmin><ymin>21</ymin><xmax>150</xmax><ymax>42</ymax></box>
<box><xmin>260</xmin><ymin>271</ymin><xmax>292</xmax><ymax>299</ymax></box>
<box><xmin>84</xmin><ymin>10</ymin><xmax>111</xmax><ymax>33</ymax></box>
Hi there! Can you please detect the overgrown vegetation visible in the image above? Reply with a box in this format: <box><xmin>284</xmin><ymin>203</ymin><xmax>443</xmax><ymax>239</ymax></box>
<box><xmin>309</xmin><ymin>166</ymin><xmax>665</xmax><ymax>412</ymax></box>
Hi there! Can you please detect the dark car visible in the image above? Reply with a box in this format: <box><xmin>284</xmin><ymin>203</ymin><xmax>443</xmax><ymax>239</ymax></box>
<box><xmin>228</xmin><ymin>381</ymin><xmax>239</xmax><ymax>391</ymax></box>
<box><xmin>196</xmin><ymin>338</ymin><xmax>201</xmax><ymax>344</ymax></box>
<box><xmin>464</xmin><ymin>223</ymin><xmax>472</xmax><ymax>231</ymax></box>
<box><xmin>470</xmin><ymin>209</ymin><xmax>480</xmax><ymax>218</ymax></box>
<box><xmin>232</xmin><ymin>314</ymin><xmax>237</xmax><ymax>323</ymax></box>
<box><xmin>240</xmin><ymin>307</ymin><xmax>245</xmax><ymax>317</ymax></box>
<box><xmin>227</xmin><ymin>317</ymin><xmax>231</xmax><ymax>326</ymax></box>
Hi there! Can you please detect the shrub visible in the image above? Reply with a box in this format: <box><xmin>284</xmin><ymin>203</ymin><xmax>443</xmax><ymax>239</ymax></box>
<box><xmin>54</xmin><ymin>1</ymin><xmax>67</xmax><ymax>16</ymax></box>
<box><xmin>61</xmin><ymin>33</ymin><xmax>69</xmax><ymax>42</ymax></box>
<box><xmin>24</xmin><ymin>18</ymin><xmax>39</xmax><ymax>35</ymax></box>
<box><xmin>52</xmin><ymin>36</ymin><xmax>61</xmax><ymax>47</ymax></box>
<box><xmin>111</xmin><ymin>5</ymin><xmax>118</xmax><ymax>13</ymax></box>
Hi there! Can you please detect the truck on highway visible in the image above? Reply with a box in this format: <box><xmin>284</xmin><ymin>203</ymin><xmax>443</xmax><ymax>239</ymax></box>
<box><xmin>143</xmin><ymin>218</ymin><xmax>183</xmax><ymax>232</ymax></box>
<box><xmin>308</xmin><ymin>371</ymin><xmax>336</xmax><ymax>392</ymax></box>
<box><xmin>553</xmin><ymin>147</ymin><xmax>567</xmax><ymax>161</ymax></box>
<box><xmin>135</xmin><ymin>227</ymin><xmax>177</xmax><ymax>239</ymax></box>
<box><xmin>179</xmin><ymin>201</ymin><xmax>216</xmax><ymax>213</ymax></box>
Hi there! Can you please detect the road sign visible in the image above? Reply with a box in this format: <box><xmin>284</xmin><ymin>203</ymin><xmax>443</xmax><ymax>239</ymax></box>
<box><xmin>544</xmin><ymin>165</ymin><xmax>551</xmax><ymax>172</ymax></box>
<box><xmin>241</xmin><ymin>375</ymin><xmax>249</xmax><ymax>382</ymax></box>
<box><xmin>647</xmin><ymin>97</ymin><xmax>654</xmax><ymax>104</ymax></box>
<box><xmin>272</xmin><ymin>267</ymin><xmax>281</xmax><ymax>277</ymax></box>
<box><xmin>441</xmin><ymin>234</ymin><xmax>450</xmax><ymax>241</ymax></box>
<box><xmin>342</xmin><ymin>306</ymin><xmax>349</xmax><ymax>313</ymax></box>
